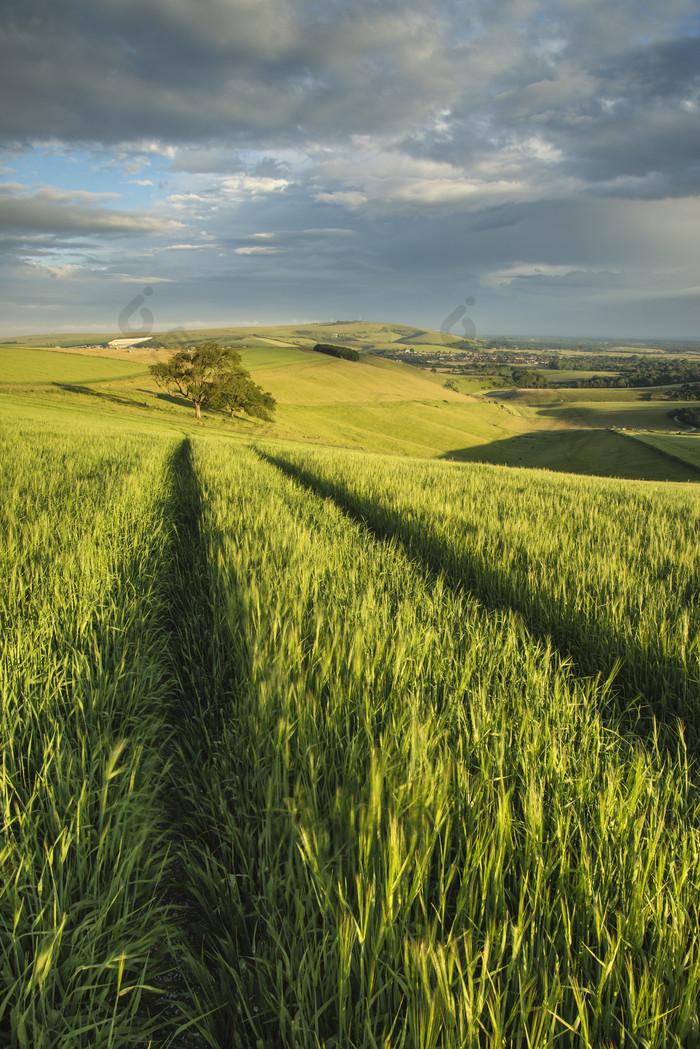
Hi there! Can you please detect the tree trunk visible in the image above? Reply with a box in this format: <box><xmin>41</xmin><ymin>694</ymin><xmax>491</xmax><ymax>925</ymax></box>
<box><xmin>194</xmin><ymin>402</ymin><xmax>201</xmax><ymax>418</ymax></box>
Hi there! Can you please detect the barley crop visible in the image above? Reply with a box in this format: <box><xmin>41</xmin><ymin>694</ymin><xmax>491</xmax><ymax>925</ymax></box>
<box><xmin>0</xmin><ymin>414</ymin><xmax>184</xmax><ymax>1046</ymax></box>
<box><xmin>261</xmin><ymin>445</ymin><xmax>700</xmax><ymax>749</ymax></box>
<box><xmin>174</xmin><ymin>439</ymin><xmax>700</xmax><ymax>1048</ymax></box>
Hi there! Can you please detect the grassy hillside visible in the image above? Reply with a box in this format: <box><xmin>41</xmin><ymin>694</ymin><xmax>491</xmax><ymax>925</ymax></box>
<box><xmin>627</xmin><ymin>431</ymin><xmax>700</xmax><ymax>470</ymax></box>
<box><xmin>442</xmin><ymin>427</ymin><xmax>700</xmax><ymax>482</ymax></box>
<box><xmin>0</xmin><ymin>339</ymin><xmax>517</xmax><ymax>459</ymax></box>
<box><xmin>0</xmin><ymin>344</ymin><xmax>148</xmax><ymax>384</ymax></box>
<box><xmin>3</xmin><ymin>328</ymin><xmax>699</xmax><ymax>481</ymax></box>
<box><xmin>1</xmin><ymin>320</ymin><xmax>430</xmax><ymax>353</ymax></box>
<box><xmin>242</xmin><ymin>348</ymin><xmax>454</xmax><ymax>404</ymax></box>
<box><xmin>485</xmin><ymin>386</ymin><xmax>700</xmax><ymax>453</ymax></box>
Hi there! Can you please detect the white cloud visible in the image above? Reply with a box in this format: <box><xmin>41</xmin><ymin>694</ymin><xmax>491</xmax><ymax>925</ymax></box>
<box><xmin>482</xmin><ymin>263</ymin><xmax>596</xmax><ymax>287</ymax></box>
<box><xmin>220</xmin><ymin>175</ymin><xmax>290</xmax><ymax>198</ymax></box>
<box><xmin>0</xmin><ymin>182</ymin><xmax>32</xmax><ymax>194</ymax></box>
<box><xmin>163</xmin><ymin>242</ymin><xmax>208</xmax><ymax>250</ymax></box>
<box><xmin>313</xmin><ymin>150</ymin><xmax>538</xmax><ymax>212</ymax></box>
<box><xmin>26</xmin><ymin>261</ymin><xmax>87</xmax><ymax>280</ymax></box>
<box><xmin>315</xmin><ymin>191</ymin><xmax>369</xmax><ymax>209</ymax></box>
<box><xmin>234</xmin><ymin>246</ymin><xmax>284</xmax><ymax>255</ymax></box>
<box><xmin>34</xmin><ymin>187</ymin><xmax>121</xmax><ymax>203</ymax></box>
<box><xmin>111</xmin><ymin>272</ymin><xmax>175</xmax><ymax>283</ymax></box>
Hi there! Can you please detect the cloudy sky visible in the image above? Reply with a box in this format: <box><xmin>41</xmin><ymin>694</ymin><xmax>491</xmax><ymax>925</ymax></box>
<box><xmin>1</xmin><ymin>0</ymin><xmax>699</xmax><ymax>337</ymax></box>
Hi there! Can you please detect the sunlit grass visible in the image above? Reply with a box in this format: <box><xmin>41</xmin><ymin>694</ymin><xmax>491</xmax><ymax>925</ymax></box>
<box><xmin>0</xmin><ymin>415</ymin><xmax>184</xmax><ymax>1046</ymax></box>
<box><xmin>263</xmin><ymin>443</ymin><xmax>700</xmax><ymax>744</ymax></box>
<box><xmin>0</xmin><ymin>345</ymin><xmax>147</xmax><ymax>384</ymax></box>
<box><xmin>4</xmin><ymin>397</ymin><xmax>700</xmax><ymax>1047</ymax></box>
<box><xmin>174</xmin><ymin>438</ymin><xmax>700</xmax><ymax>1048</ymax></box>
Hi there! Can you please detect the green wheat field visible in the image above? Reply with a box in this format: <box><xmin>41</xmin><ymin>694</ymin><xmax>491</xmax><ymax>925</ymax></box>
<box><xmin>2</xmin><ymin>334</ymin><xmax>700</xmax><ymax>1047</ymax></box>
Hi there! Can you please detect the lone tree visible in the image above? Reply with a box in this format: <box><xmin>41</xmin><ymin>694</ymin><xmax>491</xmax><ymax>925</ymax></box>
<box><xmin>149</xmin><ymin>342</ymin><xmax>275</xmax><ymax>420</ymax></box>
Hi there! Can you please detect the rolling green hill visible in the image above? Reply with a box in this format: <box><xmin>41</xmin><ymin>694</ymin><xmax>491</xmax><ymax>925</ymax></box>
<box><xmin>0</xmin><ymin>344</ymin><xmax>148</xmax><ymax>384</ymax></box>
<box><xmin>2</xmin><ymin>320</ymin><xmax>433</xmax><ymax>351</ymax></box>
<box><xmin>3</xmin><ymin>327</ymin><xmax>699</xmax><ymax>482</ymax></box>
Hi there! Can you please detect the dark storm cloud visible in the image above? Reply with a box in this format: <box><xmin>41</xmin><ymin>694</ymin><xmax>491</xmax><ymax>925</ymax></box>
<box><xmin>0</xmin><ymin>0</ymin><xmax>456</xmax><ymax>147</ymax></box>
<box><xmin>3</xmin><ymin>0</ymin><xmax>698</xmax><ymax>204</ymax></box>
<box><xmin>610</xmin><ymin>34</ymin><xmax>700</xmax><ymax>100</ymax></box>
<box><xmin>169</xmin><ymin>149</ymin><xmax>246</xmax><ymax>174</ymax></box>
<box><xmin>0</xmin><ymin>232</ymin><xmax>106</xmax><ymax>260</ymax></box>
<box><xmin>393</xmin><ymin>5</ymin><xmax>700</xmax><ymax>203</ymax></box>
<box><xmin>547</xmin><ymin>34</ymin><xmax>700</xmax><ymax>193</ymax></box>
<box><xmin>463</xmin><ymin>206</ymin><xmax>525</xmax><ymax>233</ymax></box>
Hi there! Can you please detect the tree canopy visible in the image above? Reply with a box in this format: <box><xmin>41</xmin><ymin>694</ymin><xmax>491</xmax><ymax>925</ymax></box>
<box><xmin>149</xmin><ymin>342</ymin><xmax>276</xmax><ymax>420</ymax></box>
<box><xmin>213</xmin><ymin>370</ymin><xmax>276</xmax><ymax>421</ymax></box>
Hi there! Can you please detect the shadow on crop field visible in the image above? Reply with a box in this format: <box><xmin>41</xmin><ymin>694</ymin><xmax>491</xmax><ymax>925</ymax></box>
<box><xmin>441</xmin><ymin>430</ymin><xmax>700</xmax><ymax>483</ymax></box>
<box><xmin>159</xmin><ymin>439</ymin><xmax>257</xmax><ymax>1047</ymax></box>
<box><xmin>260</xmin><ymin>451</ymin><xmax>699</xmax><ymax>764</ymax></box>
<box><xmin>153</xmin><ymin>390</ymin><xmax>195</xmax><ymax>411</ymax></box>
<box><xmin>52</xmin><ymin>382</ymin><xmax>147</xmax><ymax>409</ymax></box>
<box><xmin>150</xmin><ymin>438</ymin><xmax>224</xmax><ymax>1044</ymax></box>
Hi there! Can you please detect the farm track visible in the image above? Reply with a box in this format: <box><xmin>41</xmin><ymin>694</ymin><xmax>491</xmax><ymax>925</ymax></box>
<box><xmin>260</xmin><ymin>450</ymin><xmax>699</xmax><ymax>762</ymax></box>
<box><xmin>157</xmin><ymin>437</ymin><xmax>276</xmax><ymax>1047</ymax></box>
<box><xmin>150</xmin><ymin>437</ymin><xmax>219</xmax><ymax>1048</ymax></box>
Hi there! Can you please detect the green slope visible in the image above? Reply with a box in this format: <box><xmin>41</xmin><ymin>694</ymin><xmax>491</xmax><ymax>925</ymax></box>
<box><xmin>2</xmin><ymin>340</ymin><xmax>510</xmax><ymax>460</ymax></box>
<box><xmin>243</xmin><ymin>349</ymin><xmax>456</xmax><ymax>404</ymax></box>
<box><xmin>0</xmin><ymin>344</ymin><xmax>148</xmax><ymax>384</ymax></box>
<box><xmin>626</xmin><ymin>432</ymin><xmax>700</xmax><ymax>472</ymax></box>
<box><xmin>2</xmin><ymin>332</ymin><xmax>698</xmax><ymax>483</ymax></box>
<box><xmin>442</xmin><ymin>427</ymin><xmax>700</xmax><ymax>482</ymax></box>
<box><xmin>2</xmin><ymin>320</ymin><xmax>439</xmax><ymax>353</ymax></box>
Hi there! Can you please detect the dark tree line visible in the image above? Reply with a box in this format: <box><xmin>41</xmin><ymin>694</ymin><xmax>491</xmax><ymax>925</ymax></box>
<box><xmin>670</xmin><ymin>406</ymin><xmax>700</xmax><ymax>427</ymax></box>
<box><xmin>311</xmin><ymin>343</ymin><xmax>360</xmax><ymax>362</ymax></box>
<box><xmin>511</xmin><ymin>360</ymin><xmax>700</xmax><ymax>391</ymax></box>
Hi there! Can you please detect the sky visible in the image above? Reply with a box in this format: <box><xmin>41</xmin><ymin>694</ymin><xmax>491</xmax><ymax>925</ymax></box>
<box><xmin>1</xmin><ymin>0</ymin><xmax>699</xmax><ymax>338</ymax></box>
